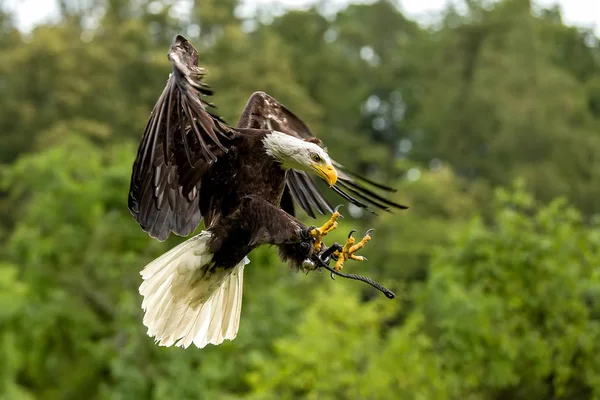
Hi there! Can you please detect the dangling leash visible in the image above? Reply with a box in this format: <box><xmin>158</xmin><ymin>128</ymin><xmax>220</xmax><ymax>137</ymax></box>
<box><xmin>312</xmin><ymin>242</ymin><xmax>395</xmax><ymax>300</ymax></box>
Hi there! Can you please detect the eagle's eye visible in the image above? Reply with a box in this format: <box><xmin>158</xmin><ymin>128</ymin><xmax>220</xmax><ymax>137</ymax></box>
<box><xmin>311</xmin><ymin>153</ymin><xmax>322</xmax><ymax>163</ymax></box>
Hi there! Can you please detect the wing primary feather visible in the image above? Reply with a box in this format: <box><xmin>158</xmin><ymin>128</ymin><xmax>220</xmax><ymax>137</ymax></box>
<box><xmin>186</xmin><ymin>78</ymin><xmax>209</xmax><ymax>91</ymax></box>
<box><xmin>287</xmin><ymin>173</ymin><xmax>316</xmax><ymax>218</ymax></box>
<box><xmin>303</xmin><ymin>174</ymin><xmax>334</xmax><ymax>214</ymax></box>
<box><xmin>215</xmin><ymin>121</ymin><xmax>234</xmax><ymax>140</ymax></box>
<box><xmin>138</xmin><ymin>92</ymin><xmax>164</xmax><ymax>173</ymax></box>
<box><xmin>192</xmin><ymin>101</ymin><xmax>228</xmax><ymax>153</ymax></box>
<box><xmin>182</xmin><ymin>97</ymin><xmax>216</xmax><ymax>163</ymax></box>
<box><xmin>138</xmin><ymin>83</ymin><xmax>171</xmax><ymax>173</ymax></box>
<box><xmin>164</xmin><ymin>82</ymin><xmax>175</xmax><ymax>162</ymax></box>
<box><xmin>153</xmin><ymin>165</ymin><xmax>162</xmax><ymax>188</ymax></box>
<box><xmin>137</xmin><ymin>117</ymin><xmax>155</xmax><ymax>180</ymax></box>
<box><xmin>294</xmin><ymin>172</ymin><xmax>320</xmax><ymax>218</ymax></box>
<box><xmin>331</xmin><ymin>184</ymin><xmax>378</xmax><ymax>214</ymax></box>
<box><xmin>293</xmin><ymin>172</ymin><xmax>321</xmax><ymax>216</ymax></box>
<box><xmin>177</xmin><ymin>94</ymin><xmax>195</xmax><ymax>169</ymax></box>
<box><xmin>333</xmin><ymin>161</ymin><xmax>397</xmax><ymax>192</ymax></box>
<box><xmin>293</xmin><ymin>172</ymin><xmax>322</xmax><ymax>214</ymax></box>
<box><xmin>152</xmin><ymin>88</ymin><xmax>170</xmax><ymax>158</ymax></box>
<box><xmin>185</xmin><ymin>94</ymin><xmax>222</xmax><ymax>145</ymax></box>
<box><xmin>331</xmin><ymin>185</ymin><xmax>366</xmax><ymax>208</ymax></box>
<box><xmin>336</xmin><ymin>180</ymin><xmax>392</xmax><ymax>211</ymax></box>
<box><xmin>295</xmin><ymin>172</ymin><xmax>333</xmax><ymax>215</ymax></box>
<box><xmin>339</xmin><ymin>178</ymin><xmax>408</xmax><ymax>210</ymax></box>
<box><xmin>208</xmin><ymin>111</ymin><xmax>228</xmax><ymax>124</ymax></box>
<box><xmin>147</xmin><ymin>89</ymin><xmax>169</xmax><ymax>172</ymax></box>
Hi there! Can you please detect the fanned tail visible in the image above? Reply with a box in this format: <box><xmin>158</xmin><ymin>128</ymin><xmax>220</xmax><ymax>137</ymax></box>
<box><xmin>139</xmin><ymin>230</ymin><xmax>249</xmax><ymax>349</ymax></box>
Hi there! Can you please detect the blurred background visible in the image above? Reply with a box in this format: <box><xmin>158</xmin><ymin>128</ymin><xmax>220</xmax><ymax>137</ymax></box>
<box><xmin>1</xmin><ymin>0</ymin><xmax>600</xmax><ymax>398</ymax></box>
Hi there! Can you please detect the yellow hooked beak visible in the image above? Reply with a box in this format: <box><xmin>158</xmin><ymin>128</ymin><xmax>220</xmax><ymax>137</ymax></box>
<box><xmin>312</xmin><ymin>164</ymin><xmax>338</xmax><ymax>187</ymax></box>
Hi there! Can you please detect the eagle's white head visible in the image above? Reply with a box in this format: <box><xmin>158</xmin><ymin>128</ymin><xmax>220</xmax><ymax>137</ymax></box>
<box><xmin>262</xmin><ymin>131</ymin><xmax>338</xmax><ymax>187</ymax></box>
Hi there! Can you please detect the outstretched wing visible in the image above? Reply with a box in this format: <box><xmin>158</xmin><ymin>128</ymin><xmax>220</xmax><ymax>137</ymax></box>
<box><xmin>128</xmin><ymin>35</ymin><xmax>238</xmax><ymax>241</ymax></box>
<box><xmin>237</xmin><ymin>91</ymin><xmax>408</xmax><ymax>217</ymax></box>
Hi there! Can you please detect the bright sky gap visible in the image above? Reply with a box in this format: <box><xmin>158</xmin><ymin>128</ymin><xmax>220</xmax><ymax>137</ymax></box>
<box><xmin>4</xmin><ymin>0</ymin><xmax>599</xmax><ymax>35</ymax></box>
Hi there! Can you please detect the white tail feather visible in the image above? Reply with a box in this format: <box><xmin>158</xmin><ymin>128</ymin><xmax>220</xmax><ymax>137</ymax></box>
<box><xmin>139</xmin><ymin>230</ymin><xmax>249</xmax><ymax>349</ymax></box>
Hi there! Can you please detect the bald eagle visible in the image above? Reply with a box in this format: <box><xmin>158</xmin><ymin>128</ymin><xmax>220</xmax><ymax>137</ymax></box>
<box><xmin>129</xmin><ymin>35</ymin><xmax>407</xmax><ymax>349</ymax></box>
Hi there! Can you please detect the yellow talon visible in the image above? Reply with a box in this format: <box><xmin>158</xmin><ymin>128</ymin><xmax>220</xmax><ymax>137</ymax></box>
<box><xmin>334</xmin><ymin>229</ymin><xmax>372</xmax><ymax>271</ymax></box>
<box><xmin>310</xmin><ymin>207</ymin><xmax>343</xmax><ymax>252</ymax></box>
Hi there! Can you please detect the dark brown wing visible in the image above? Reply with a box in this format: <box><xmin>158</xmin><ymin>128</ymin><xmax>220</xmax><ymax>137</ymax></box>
<box><xmin>128</xmin><ymin>35</ymin><xmax>237</xmax><ymax>241</ymax></box>
<box><xmin>237</xmin><ymin>91</ymin><xmax>408</xmax><ymax>216</ymax></box>
<box><xmin>285</xmin><ymin>170</ymin><xmax>333</xmax><ymax>218</ymax></box>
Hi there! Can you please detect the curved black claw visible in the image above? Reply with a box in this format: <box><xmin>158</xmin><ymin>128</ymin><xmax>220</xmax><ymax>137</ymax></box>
<box><xmin>334</xmin><ymin>204</ymin><xmax>345</xmax><ymax>219</ymax></box>
<box><xmin>348</xmin><ymin>229</ymin><xmax>357</xmax><ymax>239</ymax></box>
<box><xmin>330</xmin><ymin>271</ymin><xmax>336</xmax><ymax>280</ymax></box>
<box><xmin>366</xmin><ymin>228</ymin><xmax>375</xmax><ymax>237</ymax></box>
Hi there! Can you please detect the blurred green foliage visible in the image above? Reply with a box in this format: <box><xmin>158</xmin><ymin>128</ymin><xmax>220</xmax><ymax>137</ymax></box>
<box><xmin>0</xmin><ymin>0</ymin><xmax>599</xmax><ymax>398</ymax></box>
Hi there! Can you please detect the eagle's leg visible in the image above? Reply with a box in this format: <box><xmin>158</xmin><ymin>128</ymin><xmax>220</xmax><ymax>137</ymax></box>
<box><xmin>309</xmin><ymin>205</ymin><xmax>343</xmax><ymax>253</ymax></box>
<box><xmin>331</xmin><ymin>229</ymin><xmax>373</xmax><ymax>271</ymax></box>
<box><xmin>296</xmin><ymin>226</ymin><xmax>318</xmax><ymax>272</ymax></box>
